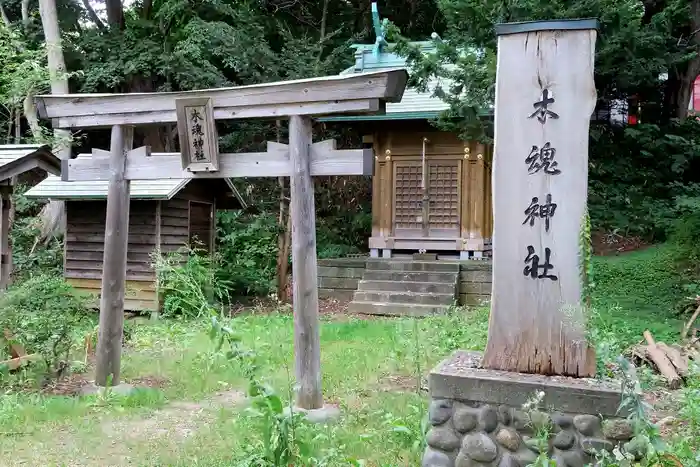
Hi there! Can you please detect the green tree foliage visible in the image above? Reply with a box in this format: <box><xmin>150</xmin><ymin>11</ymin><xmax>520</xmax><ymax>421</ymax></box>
<box><xmin>0</xmin><ymin>23</ymin><xmax>48</xmax><ymax>142</ymax></box>
<box><xmin>4</xmin><ymin>0</ymin><xmax>700</xmax><ymax>300</ymax></box>
<box><xmin>589</xmin><ymin>119</ymin><xmax>700</xmax><ymax>239</ymax></box>
<box><xmin>10</xmin><ymin>184</ymin><xmax>63</xmax><ymax>280</ymax></box>
<box><xmin>390</xmin><ymin>0</ymin><xmax>699</xmax><ymax>131</ymax></box>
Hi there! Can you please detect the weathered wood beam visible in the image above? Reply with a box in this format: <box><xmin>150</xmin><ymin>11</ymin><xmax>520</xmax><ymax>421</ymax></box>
<box><xmin>0</xmin><ymin>156</ymin><xmax>61</xmax><ymax>182</ymax></box>
<box><xmin>48</xmin><ymin>99</ymin><xmax>385</xmax><ymax>129</ymax></box>
<box><xmin>94</xmin><ymin>125</ymin><xmax>134</xmax><ymax>387</ymax></box>
<box><xmin>36</xmin><ymin>70</ymin><xmax>407</xmax><ymax>129</ymax></box>
<box><xmin>0</xmin><ymin>184</ymin><xmax>11</xmax><ymax>291</ymax></box>
<box><xmin>61</xmin><ymin>141</ymin><xmax>374</xmax><ymax>181</ymax></box>
<box><xmin>289</xmin><ymin>114</ymin><xmax>322</xmax><ymax>410</ymax></box>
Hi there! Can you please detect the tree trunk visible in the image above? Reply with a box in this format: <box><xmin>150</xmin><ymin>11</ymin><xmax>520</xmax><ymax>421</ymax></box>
<box><xmin>0</xmin><ymin>3</ymin><xmax>10</xmax><ymax>26</ymax></box>
<box><xmin>23</xmin><ymin>95</ymin><xmax>41</xmax><ymax>140</ymax></box>
<box><xmin>6</xmin><ymin>109</ymin><xmax>12</xmax><ymax>144</ymax></box>
<box><xmin>14</xmin><ymin>110</ymin><xmax>20</xmax><ymax>143</ymax></box>
<box><xmin>105</xmin><ymin>0</ymin><xmax>124</xmax><ymax>28</ymax></box>
<box><xmin>275</xmin><ymin>119</ymin><xmax>292</xmax><ymax>302</ymax></box>
<box><xmin>127</xmin><ymin>76</ymin><xmax>168</xmax><ymax>151</ymax></box>
<box><xmin>38</xmin><ymin>0</ymin><xmax>71</xmax><ymax>241</ymax></box>
<box><xmin>21</xmin><ymin>0</ymin><xmax>29</xmax><ymax>27</ymax></box>
<box><xmin>39</xmin><ymin>0</ymin><xmax>70</xmax><ymax>158</ymax></box>
<box><xmin>664</xmin><ymin>0</ymin><xmax>700</xmax><ymax>120</ymax></box>
<box><xmin>81</xmin><ymin>0</ymin><xmax>105</xmax><ymax>29</ymax></box>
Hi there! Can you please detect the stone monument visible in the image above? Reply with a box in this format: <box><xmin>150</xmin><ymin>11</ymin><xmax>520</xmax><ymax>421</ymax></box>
<box><xmin>423</xmin><ymin>19</ymin><xmax>636</xmax><ymax>467</ymax></box>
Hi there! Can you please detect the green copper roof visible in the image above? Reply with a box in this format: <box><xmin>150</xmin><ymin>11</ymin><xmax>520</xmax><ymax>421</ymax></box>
<box><xmin>318</xmin><ymin>2</ymin><xmax>449</xmax><ymax>123</ymax></box>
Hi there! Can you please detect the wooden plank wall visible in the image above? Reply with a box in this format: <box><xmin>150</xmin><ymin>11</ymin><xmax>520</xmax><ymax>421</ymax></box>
<box><xmin>159</xmin><ymin>197</ymin><xmax>194</xmax><ymax>255</ymax></box>
<box><xmin>159</xmin><ymin>180</ymin><xmax>215</xmax><ymax>255</ymax></box>
<box><xmin>65</xmin><ymin>200</ymin><xmax>159</xmax><ymax>310</ymax></box>
<box><xmin>65</xmin><ymin>180</ymin><xmax>220</xmax><ymax>312</ymax></box>
<box><xmin>189</xmin><ymin>202</ymin><xmax>213</xmax><ymax>251</ymax></box>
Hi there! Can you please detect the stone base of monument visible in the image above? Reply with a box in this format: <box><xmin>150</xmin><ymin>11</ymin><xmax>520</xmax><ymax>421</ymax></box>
<box><xmin>423</xmin><ymin>351</ymin><xmax>635</xmax><ymax>467</ymax></box>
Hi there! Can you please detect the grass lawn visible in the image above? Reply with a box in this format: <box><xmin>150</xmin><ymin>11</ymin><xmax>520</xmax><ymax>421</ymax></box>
<box><xmin>0</xmin><ymin>308</ymin><xmax>489</xmax><ymax>466</ymax></box>
<box><xmin>0</xmin><ymin>245</ymin><xmax>697</xmax><ymax>466</ymax></box>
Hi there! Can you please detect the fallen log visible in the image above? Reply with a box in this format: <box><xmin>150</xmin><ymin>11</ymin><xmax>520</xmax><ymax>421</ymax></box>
<box><xmin>658</xmin><ymin>342</ymin><xmax>689</xmax><ymax>377</ymax></box>
<box><xmin>0</xmin><ymin>353</ymin><xmax>39</xmax><ymax>371</ymax></box>
<box><xmin>643</xmin><ymin>330</ymin><xmax>682</xmax><ymax>390</ymax></box>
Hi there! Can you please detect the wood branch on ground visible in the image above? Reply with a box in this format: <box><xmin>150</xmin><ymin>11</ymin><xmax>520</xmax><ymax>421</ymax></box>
<box><xmin>628</xmin><ymin>329</ymin><xmax>700</xmax><ymax>389</ymax></box>
<box><xmin>0</xmin><ymin>353</ymin><xmax>39</xmax><ymax>370</ymax></box>
<box><xmin>682</xmin><ymin>303</ymin><xmax>700</xmax><ymax>341</ymax></box>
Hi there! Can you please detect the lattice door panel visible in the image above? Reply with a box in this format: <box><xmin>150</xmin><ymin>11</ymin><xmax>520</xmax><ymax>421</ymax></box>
<box><xmin>393</xmin><ymin>163</ymin><xmax>423</xmax><ymax>233</ymax></box>
<box><xmin>428</xmin><ymin>161</ymin><xmax>460</xmax><ymax>234</ymax></box>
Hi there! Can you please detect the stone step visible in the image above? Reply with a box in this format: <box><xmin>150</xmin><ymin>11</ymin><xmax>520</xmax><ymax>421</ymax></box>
<box><xmin>347</xmin><ymin>301</ymin><xmax>448</xmax><ymax>317</ymax></box>
<box><xmin>365</xmin><ymin>259</ymin><xmax>461</xmax><ymax>273</ymax></box>
<box><xmin>358</xmin><ymin>279</ymin><xmax>456</xmax><ymax>295</ymax></box>
<box><xmin>353</xmin><ymin>290</ymin><xmax>455</xmax><ymax>306</ymax></box>
<box><xmin>363</xmin><ymin>270</ymin><xmax>458</xmax><ymax>283</ymax></box>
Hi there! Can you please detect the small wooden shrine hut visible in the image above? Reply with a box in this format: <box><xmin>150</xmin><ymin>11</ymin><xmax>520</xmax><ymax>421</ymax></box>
<box><xmin>25</xmin><ymin>159</ymin><xmax>246</xmax><ymax>311</ymax></box>
<box><xmin>320</xmin><ymin>5</ymin><xmax>493</xmax><ymax>259</ymax></box>
<box><xmin>0</xmin><ymin>145</ymin><xmax>60</xmax><ymax>289</ymax></box>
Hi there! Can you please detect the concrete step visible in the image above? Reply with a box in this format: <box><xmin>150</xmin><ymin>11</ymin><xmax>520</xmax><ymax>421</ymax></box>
<box><xmin>358</xmin><ymin>279</ymin><xmax>456</xmax><ymax>294</ymax></box>
<box><xmin>347</xmin><ymin>301</ymin><xmax>448</xmax><ymax>317</ymax></box>
<box><xmin>362</xmin><ymin>270</ymin><xmax>458</xmax><ymax>283</ymax></box>
<box><xmin>366</xmin><ymin>259</ymin><xmax>460</xmax><ymax>273</ymax></box>
<box><xmin>353</xmin><ymin>290</ymin><xmax>455</xmax><ymax>306</ymax></box>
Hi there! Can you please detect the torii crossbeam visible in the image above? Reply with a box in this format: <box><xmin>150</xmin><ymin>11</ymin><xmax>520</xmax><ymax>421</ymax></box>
<box><xmin>37</xmin><ymin>70</ymin><xmax>408</xmax><ymax>412</ymax></box>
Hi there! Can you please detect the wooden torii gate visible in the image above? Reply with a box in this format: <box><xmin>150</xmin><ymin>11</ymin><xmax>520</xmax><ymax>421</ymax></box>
<box><xmin>36</xmin><ymin>70</ymin><xmax>407</xmax><ymax>410</ymax></box>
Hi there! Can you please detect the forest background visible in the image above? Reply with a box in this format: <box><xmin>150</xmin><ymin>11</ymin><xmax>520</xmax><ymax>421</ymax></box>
<box><xmin>2</xmin><ymin>0</ymin><xmax>700</xmax><ymax>305</ymax></box>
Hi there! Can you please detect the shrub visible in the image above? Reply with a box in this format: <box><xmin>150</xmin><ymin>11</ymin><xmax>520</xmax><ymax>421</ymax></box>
<box><xmin>10</xmin><ymin>184</ymin><xmax>63</xmax><ymax>281</ymax></box>
<box><xmin>669</xmin><ymin>199</ymin><xmax>700</xmax><ymax>266</ymax></box>
<box><xmin>216</xmin><ymin>210</ymin><xmax>278</xmax><ymax>296</ymax></box>
<box><xmin>0</xmin><ymin>275</ymin><xmax>88</xmax><ymax>382</ymax></box>
<box><xmin>154</xmin><ymin>245</ymin><xmax>232</xmax><ymax>319</ymax></box>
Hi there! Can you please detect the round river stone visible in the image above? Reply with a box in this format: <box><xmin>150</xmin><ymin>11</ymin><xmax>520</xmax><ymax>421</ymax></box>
<box><xmin>454</xmin><ymin>453</ymin><xmax>473</xmax><ymax>467</ymax></box>
<box><xmin>422</xmin><ymin>446</ymin><xmax>452</xmax><ymax>467</ymax></box>
<box><xmin>495</xmin><ymin>427</ymin><xmax>521</xmax><ymax>452</ymax></box>
<box><xmin>552</xmin><ymin>412</ymin><xmax>573</xmax><ymax>429</ymax></box>
<box><xmin>453</xmin><ymin>408</ymin><xmax>478</xmax><ymax>433</ymax></box>
<box><xmin>553</xmin><ymin>430</ymin><xmax>576</xmax><ymax>450</ymax></box>
<box><xmin>429</xmin><ymin>399</ymin><xmax>453</xmax><ymax>426</ymax></box>
<box><xmin>573</xmin><ymin>414</ymin><xmax>600</xmax><ymax>436</ymax></box>
<box><xmin>462</xmin><ymin>432</ymin><xmax>499</xmax><ymax>462</ymax></box>
<box><xmin>426</xmin><ymin>426</ymin><xmax>461</xmax><ymax>452</ymax></box>
<box><xmin>522</xmin><ymin>435</ymin><xmax>541</xmax><ymax>453</ymax></box>
<box><xmin>479</xmin><ymin>405</ymin><xmax>500</xmax><ymax>433</ymax></box>
<box><xmin>602</xmin><ymin>419</ymin><xmax>634</xmax><ymax>441</ymax></box>
<box><xmin>624</xmin><ymin>436</ymin><xmax>649</xmax><ymax>460</ymax></box>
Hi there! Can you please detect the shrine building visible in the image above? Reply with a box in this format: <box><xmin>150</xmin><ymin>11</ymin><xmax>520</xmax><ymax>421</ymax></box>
<box><xmin>319</xmin><ymin>9</ymin><xmax>493</xmax><ymax>261</ymax></box>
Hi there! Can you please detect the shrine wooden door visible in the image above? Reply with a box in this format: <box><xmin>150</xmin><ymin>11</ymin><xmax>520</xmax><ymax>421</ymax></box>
<box><xmin>392</xmin><ymin>159</ymin><xmax>461</xmax><ymax>238</ymax></box>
